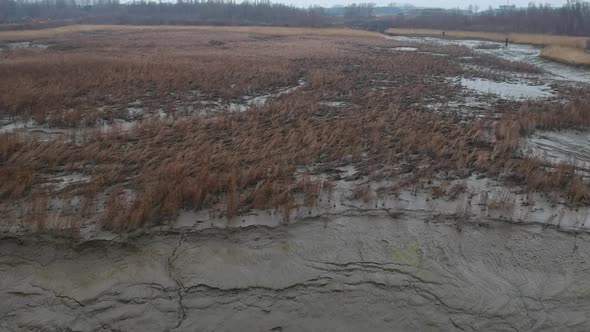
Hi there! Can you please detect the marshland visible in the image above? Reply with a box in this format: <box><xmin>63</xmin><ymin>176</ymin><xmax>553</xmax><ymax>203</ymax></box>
<box><xmin>2</xmin><ymin>1</ymin><xmax>590</xmax><ymax>331</ymax></box>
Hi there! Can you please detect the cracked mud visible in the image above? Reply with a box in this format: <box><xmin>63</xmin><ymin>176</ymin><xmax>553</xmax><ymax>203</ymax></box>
<box><xmin>2</xmin><ymin>213</ymin><xmax>590</xmax><ymax>331</ymax></box>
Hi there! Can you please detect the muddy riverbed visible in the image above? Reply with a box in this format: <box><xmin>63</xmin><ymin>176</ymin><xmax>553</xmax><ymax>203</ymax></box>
<box><xmin>2</xmin><ymin>213</ymin><xmax>590</xmax><ymax>331</ymax></box>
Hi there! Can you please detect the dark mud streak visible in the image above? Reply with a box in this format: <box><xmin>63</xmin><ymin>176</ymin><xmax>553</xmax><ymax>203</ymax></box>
<box><xmin>168</xmin><ymin>233</ymin><xmax>187</xmax><ymax>331</ymax></box>
<box><xmin>296</xmin><ymin>259</ymin><xmax>442</xmax><ymax>285</ymax></box>
<box><xmin>184</xmin><ymin>276</ymin><xmax>333</xmax><ymax>294</ymax></box>
<box><xmin>183</xmin><ymin>277</ymin><xmax>523</xmax><ymax>331</ymax></box>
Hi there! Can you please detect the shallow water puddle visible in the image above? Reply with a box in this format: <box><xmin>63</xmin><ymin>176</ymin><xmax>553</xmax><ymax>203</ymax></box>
<box><xmin>0</xmin><ymin>120</ymin><xmax>32</xmax><ymax>134</ymax></box>
<box><xmin>319</xmin><ymin>101</ymin><xmax>349</xmax><ymax>108</ymax></box>
<box><xmin>460</xmin><ymin>78</ymin><xmax>554</xmax><ymax>99</ymax></box>
<box><xmin>0</xmin><ymin>120</ymin><xmax>77</xmax><ymax>140</ymax></box>
<box><xmin>426</xmin><ymin>96</ymin><xmax>492</xmax><ymax>115</ymax></box>
<box><xmin>6</xmin><ymin>41</ymin><xmax>50</xmax><ymax>50</ymax></box>
<box><xmin>207</xmin><ymin>79</ymin><xmax>306</xmax><ymax>113</ymax></box>
<box><xmin>0</xmin><ymin>118</ymin><xmax>135</xmax><ymax>143</ymax></box>
<box><xmin>44</xmin><ymin>173</ymin><xmax>91</xmax><ymax>190</ymax></box>
<box><xmin>391</xmin><ymin>46</ymin><xmax>418</xmax><ymax>52</ymax></box>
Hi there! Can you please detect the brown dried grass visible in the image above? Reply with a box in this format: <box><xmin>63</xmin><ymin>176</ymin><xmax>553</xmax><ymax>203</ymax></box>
<box><xmin>541</xmin><ymin>45</ymin><xmax>590</xmax><ymax>66</ymax></box>
<box><xmin>1</xmin><ymin>27</ymin><xmax>589</xmax><ymax>231</ymax></box>
<box><xmin>0</xmin><ymin>24</ymin><xmax>382</xmax><ymax>41</ymax></box>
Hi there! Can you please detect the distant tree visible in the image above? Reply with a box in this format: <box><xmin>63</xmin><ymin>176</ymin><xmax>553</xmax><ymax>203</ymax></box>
<box><xmin>344</xmin><ymin>3</ymin><xmax>375</xmax><ymax>19</ymax></box>
<box><xmin>0</xmin><ymin>0</ymin><xmax>335</xmax><ymax>27</ymax></box>
<box><xmin>389</xmin><ymin>0</ymin><xmax>590</xmax><ymax>36</ymax></box>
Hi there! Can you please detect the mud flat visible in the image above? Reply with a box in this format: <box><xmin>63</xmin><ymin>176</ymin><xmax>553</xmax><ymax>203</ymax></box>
<box><xmin>2</xmin><ymin>214</ymin><xmax>590</xmax><ymax>331</ymax></box>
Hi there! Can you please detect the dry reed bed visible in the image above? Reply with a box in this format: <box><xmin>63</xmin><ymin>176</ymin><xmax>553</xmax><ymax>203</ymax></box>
<box><xmin>0</xmin><ymin>24</ymin><xmax>383</xmax><ymax>42</ymax></box>
<box><xmin>3</xmin><ymin>93</ymin><xmax>589</xmax><ymax>232</ymax></box>
<box><xmin>1</xmin><ymin>48</ymin><xmax>466</xmax><ymax>230</ymax></box>
<box><xmin>0</xmin><ymin>28</ymin><xmax>542</xmax><ymax>127</ymax></box>
<box><xmin>0</xmin><ymin>30</ymin><xmax>400</xmax><ymax>127</ymax></box>
<box><xmin>0</xmin><ymin>27</ymin><xmax>588</xmax><ymax>233</ymax></box>
<box><xmin>0</xmin><ymin>98</ymin><xmax>482</xmax><ymax>230</ymax></box>
<box><xmin>0</xmin><ymin>52</ymin><xmax>299</xmax><ymax>125</ymax></box>
<box><xmin>0</xmin><ymin>29</ymin><xmax>538</xmax><ymax>127</ymax></box>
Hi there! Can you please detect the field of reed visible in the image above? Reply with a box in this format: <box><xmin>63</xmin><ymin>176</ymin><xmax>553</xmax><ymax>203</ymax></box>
<box><xmin>1</xmin><ymin>26</ymin><xmax>589</xmax><ymax>234</ymax></box>
<box><xmin>0</xmin><ymin>24</ymin><xmax>382</xmax><ymax>41</ymax></box>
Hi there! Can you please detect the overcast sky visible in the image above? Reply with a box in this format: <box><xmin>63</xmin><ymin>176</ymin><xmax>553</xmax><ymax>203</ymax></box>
<box><xmin>275</xmin><ymin>0</ymin><xmax>569</xmax><ymax>9</ymax></box>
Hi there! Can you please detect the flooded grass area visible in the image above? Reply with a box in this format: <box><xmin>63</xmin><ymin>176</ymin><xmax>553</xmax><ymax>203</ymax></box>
<box><xmin>2</xmin><ymin>26</ymin><xmax>590</xmax><ymax>331</ymax></box>
<box><xmin>1</xmin><ymin>27</ymin><xmax>590</xmax><ymax>235</ymax></box>
<box><xmin>390</xmin><ymin>46</ymin><xmax>418</xmax><ymax>51</ymax></box>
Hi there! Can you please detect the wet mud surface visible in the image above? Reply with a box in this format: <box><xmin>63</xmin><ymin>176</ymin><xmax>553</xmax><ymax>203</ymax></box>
<box><xmin>2</xmin><ymin>215</ymin><xmax>590</xmax><ymax>331</ymax></box>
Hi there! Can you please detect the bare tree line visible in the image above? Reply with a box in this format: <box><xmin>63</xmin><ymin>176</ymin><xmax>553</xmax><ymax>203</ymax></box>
<box><xmin>0</xmin><ymin>0</ymin><xmax>331</xmax><ymax>27</ymax></box>
<box><xmin>389</xmin><ymin>0</ymin><xmax>590</xmax><ymax>36</ymax></box>
<box><xmin>343</xmin><ymin>3</ymin><xmax>374</xmax><ymax>18</ymax></box>
<box><xmin>1</xmin><ymin>0</ymin><xmax>589</xmax><ymax>36</ymax></box>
